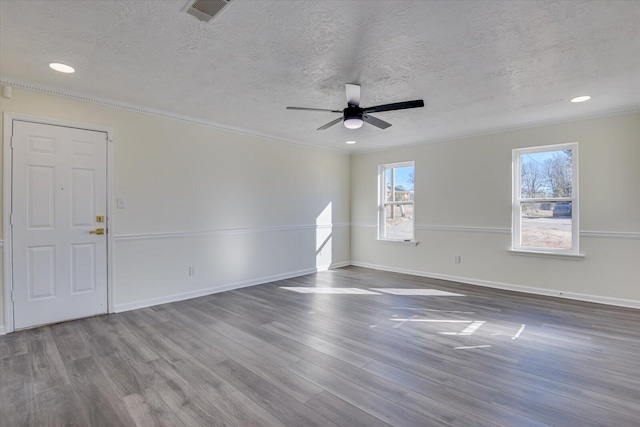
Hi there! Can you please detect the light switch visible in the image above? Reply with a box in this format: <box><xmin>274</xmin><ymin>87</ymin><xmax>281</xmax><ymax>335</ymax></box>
<box><xmin>117</xmin><ymin>197</ymin><xmax>127</xmax><ymax>209</ymax></box>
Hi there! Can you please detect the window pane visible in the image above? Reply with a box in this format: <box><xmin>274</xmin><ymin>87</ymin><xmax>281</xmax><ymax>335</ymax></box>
<box><xmin>520</xmin><ymin>202</ymin><xmax>572</xmax><ymax>249</ymax></box>
<box><xmin>521</xmin><ymin>149</ymin><xmax>573</xmax><ymax>198</ymax></box>
<box><xmin>385</xmin><ymin>203</ymin><xmax>414</xmax><ymax>240</ymax></box>
<box><xmin>379</xmin><ymin>162</ymin><xmax>415</xmax><ymax>241</ymax></box>
<box><xmin>385</xmin><ymin>169</ymin><xmax>393</xmax><ymax>201</ymax></box>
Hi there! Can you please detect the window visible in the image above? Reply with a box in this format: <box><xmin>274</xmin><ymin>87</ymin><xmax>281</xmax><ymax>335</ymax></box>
<box><xmin>379</xmin><ymin>162</ymin><xmax>415</xmax><ymax>241</ymax></box>
<box><xmin>512</xmin><ymin>143</ymin><xmax>579</xmax><ymax>254</ymax></box>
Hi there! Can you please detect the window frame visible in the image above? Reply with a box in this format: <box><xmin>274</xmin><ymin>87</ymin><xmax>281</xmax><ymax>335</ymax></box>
<box><xmin>512</xmin><ymin>142</ymin><xmax>579</xmax><ymax>255</ymax></box>
<box><xmin>378</xmin><ymin>161</ymin><xmax>415</xmax><ymax>242</ymax></box>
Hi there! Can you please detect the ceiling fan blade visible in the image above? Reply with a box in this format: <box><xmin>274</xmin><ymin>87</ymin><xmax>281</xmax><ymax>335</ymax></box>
<box><xmin>286</xmin><ymin>107</ymin><xmax>342</xmax><ymax>113</ymax></box>
<box><xmin>363</xmin><ymin>99</ymin><xmax>424</xmax><ymax>114</ymax></box>
<box><xmin>317</xmin><ymin>116</ymin><xmax>343</xmax><ymax>130</ymax></box>
<box><xmin>345</xmin><ymin>84</ymin><xmax>361</xmax><ymax>106</ymax></box>
<box><xmin>362</xmin><ymin>114</ymin><xmax>392</xmax><ymax>129</ymax></box>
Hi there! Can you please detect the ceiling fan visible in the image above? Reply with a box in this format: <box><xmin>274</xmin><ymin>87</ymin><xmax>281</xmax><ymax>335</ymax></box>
<box><xmin>286</xmin><ymin>84</ymin><xmax>425</xmax><ymax>130</ymax></box>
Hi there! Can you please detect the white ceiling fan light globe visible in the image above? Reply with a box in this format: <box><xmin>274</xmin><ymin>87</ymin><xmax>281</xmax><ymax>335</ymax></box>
<box><xmin>344</xmin><ymin>118</ymin><xmax>364</xmax><ymax>129</ymax></box>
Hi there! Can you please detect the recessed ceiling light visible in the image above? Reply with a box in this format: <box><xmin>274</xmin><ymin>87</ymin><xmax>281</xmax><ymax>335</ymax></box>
<box><xmin>570</xmin><ymin>95</ymin><xmax>591</xmax><ymax>103</ymax></box>
<box><xmin>346</xmin><ymin>140</ymin><xmax>356</xmax><ymax>145</ymax></box>
<box><xmin>49</xmin><ymin>63</ymin><xmax>75</xmax><ymax>73</ymax></box>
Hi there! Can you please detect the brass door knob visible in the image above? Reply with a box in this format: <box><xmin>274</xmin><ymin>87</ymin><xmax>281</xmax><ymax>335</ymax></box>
<box><xmin>89</xmin><ymin>228</ymin><xmax>105</xmax><ymax>235</ymax></box>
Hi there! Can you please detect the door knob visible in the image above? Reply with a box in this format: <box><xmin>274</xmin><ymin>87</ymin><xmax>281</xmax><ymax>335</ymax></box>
<box><xmin>89</xmin><ymin>228</ymin><xmax>105</xmax><ymax>235</ymax></box>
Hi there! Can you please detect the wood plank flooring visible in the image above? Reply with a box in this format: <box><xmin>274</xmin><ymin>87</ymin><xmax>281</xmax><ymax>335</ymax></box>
<box><xmin>1</xmin><ymin>266</ymin><xmax>639</xmax><ymax>426</ymax></box>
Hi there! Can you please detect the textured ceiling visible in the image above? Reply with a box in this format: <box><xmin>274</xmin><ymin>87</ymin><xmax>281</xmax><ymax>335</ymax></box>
<box><xmin>1</xmin><ymin>0</ymin><xmax>639</xmax><ymax>151</ymax></box>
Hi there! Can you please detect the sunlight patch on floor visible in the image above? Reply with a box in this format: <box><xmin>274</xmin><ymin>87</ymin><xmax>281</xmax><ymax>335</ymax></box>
<box><xmin>512</xmin><ymin>324</ymin><xmax>526</xmax><ymax>339</ymax></box>
<box><xmin>279</xmin><ymin>287</ymin><xmax>381</xmax><ymax>294</ymax></box>
<box><xmin>374</xmin><ymin>289</ymin><xmax>465</xmax><ymax>296</ymax></box>
<box><xmin>390</xmin><ymin>319</ymin><xmax>471</xmax><ymax>323</ymax></box>
<box><xmin>280</xmin><ymin>287</ymin><xmax>465</xmax><ymax>296</ymax></box>
<box><xmin>454</xmin><ymin>345</ymin><xmax>491</xmax><ymax>350</ymax></box>
<box><xmin>459</xmin><ymin>320</ymin><xmax>486</xmax><ymax>336</ymax></box>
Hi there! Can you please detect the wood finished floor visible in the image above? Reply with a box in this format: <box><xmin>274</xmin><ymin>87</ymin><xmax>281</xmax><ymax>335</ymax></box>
<box><xmin>1</xmin><ymin>266</ymin><xmax>639</xmax><ymax>427</ymax></box>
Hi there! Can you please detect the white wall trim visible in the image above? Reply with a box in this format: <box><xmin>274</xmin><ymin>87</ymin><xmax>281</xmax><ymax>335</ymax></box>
<box><xmin>352</xmin><ymin>223</ymin><xmax>640</xmax><ymax>239</ymax></box>
<box><xmin>580</xmin><ymin>230</ymin><xmax>640</xmax><ymax>240</ymax></box>
<box><xmin>2</xmin><ymin>112</ymin><xmax>116</xmax><ymax>334</ymax></box>
<box><xmin>2</xmin><ymin>111</ymin><xmax>115</xmax><ymax>141</ymax></box>
<box><xmin>415</xmin><ymin>224</ymin><xmax>511</xmax><ymax>234</ymax></box>
<box><xmin>350</xmin><ymin>261</ymin><xmax>640</xmax><ymax>310</ymax></box>
<box><xmin>507</xmin><ymin>248</ymin><xmax>585</xmax><ymax>260</ymax></box>
<box><xmin>376</xmin><ymin>239</ymin><xmax>419</xmax><ymax>246</ymax></box>
<box><xmin>0</xmin><ymin>78</ymin><xmax>347</xmax><ymax>154</ymax></box>
<box><xmin>113</xmin><ymin>261</ymin><xmax>350</xmax><ymax>313</ymax></box>
<box><xmin>355</xmin><ymin>107</ymin><xmax>640</xmax><ymax>154</ymax></box>
<box><xmin>113</xmin><ymin>223</ymin><xmax>350</xmax><ymax>241</ymax></box>
<box><xmin>0</xmin><ymin>325</ymin><xmax>5</xmax><ymax>336</ymax></box>
<box><xmin>3</xmin><ymin>113</ymin><xmax>16</xmax><ymax>334</ymax></box>
<box><xmin>352</xmin><ymin>223</ymin><xmax>511</xmax><ymax>234</ymax></box>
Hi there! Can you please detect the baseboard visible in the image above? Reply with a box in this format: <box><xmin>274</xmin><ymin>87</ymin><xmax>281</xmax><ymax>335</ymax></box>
<box><xmin>0</xmin><ymin>325</ymin><xmax>6</xmax><ymax>336</ymax></box>
<box><xmin>113</xmin><ymin>261</ymin><xmax>350</xmax><ymax>313</ymax></box>
<box><xmin>349</xmin><ymin>261</ymin><xmax>640</xmax><ymax>310</ymax></box>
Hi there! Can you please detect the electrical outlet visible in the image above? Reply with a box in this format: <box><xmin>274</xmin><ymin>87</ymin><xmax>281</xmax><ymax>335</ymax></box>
<box><xmin>188</xmin><ymin>266</ymin><xmax>195</xmax><ymax>276</ymax></box>
<box><xmin>454</xmin><ymin>255</ymin><xmax>461</xmax><ymax>263</ymax></box>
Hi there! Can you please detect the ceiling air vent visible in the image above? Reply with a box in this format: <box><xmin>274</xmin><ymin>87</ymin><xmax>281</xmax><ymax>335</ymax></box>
<box><xmin>183</xmin><ymin>0</ymin><xmax>232</xmax><ymax>22</ymax></box>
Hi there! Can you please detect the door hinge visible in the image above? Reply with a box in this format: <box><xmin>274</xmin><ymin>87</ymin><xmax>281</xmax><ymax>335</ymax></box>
<box><xmin>10</xmin><ymin>137</ymin><xmax>14</xmax><ymax>149</ymax></box>
<box><xmin>9</xmin><ymin>213</ymin><xmax>13</xmax><ymax>225</ymax></box>
<box><xmin>11</xmin><ymin>290</ymin><xmax>15</xmax><ymax>302</ymax></box>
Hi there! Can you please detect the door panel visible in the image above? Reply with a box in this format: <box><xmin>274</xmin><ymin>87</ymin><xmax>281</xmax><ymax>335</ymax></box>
<box><xmin>71</xmin><ymin>168</ymin><xmax>95</xmax><ymax>226</ymax></box>
<box><xmin>28</xmin><ymin>165</ymin><xmax>55</xmax><ymax>228</ymax></box>
<box><xmin>12</xmin><ymin>121</ymin><xmax>108</xmax><ymax>329</ymax></box>
<box><xmin>27</xmin><ymin>246</ymin><xmax>56</xmax><ymax>299</ymax></box>
<box><xmin>71</xmin><ymin>243</ymin><xmax>96</xmax><ymax>293</ymax></box>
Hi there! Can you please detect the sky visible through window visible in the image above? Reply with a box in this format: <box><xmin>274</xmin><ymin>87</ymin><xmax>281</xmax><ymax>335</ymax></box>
<box><xmin>386</xmin><ymin>166</ymin><xmax>414</xmax><ymax>191</ymax></box>
<box><xmin>520</xmin><ymin>149</ymin><xmax>572</xmax><ymax>198</ymax></box>
<box><xmin>522</xmin><ymin>151</ymin><xmax>555</xmax><ymax>166</ymax></box>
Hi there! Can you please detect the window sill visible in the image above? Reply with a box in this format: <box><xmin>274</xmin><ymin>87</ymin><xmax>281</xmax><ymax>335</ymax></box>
<box><xmin>377</xmin><ymin>239</ymin><xmax>419</xmax><ymax>247</ymax></box>
<box><xmin>508</xmin><ymin>248</ymin><xmax>585</xmax><ymax>260</ymax></box>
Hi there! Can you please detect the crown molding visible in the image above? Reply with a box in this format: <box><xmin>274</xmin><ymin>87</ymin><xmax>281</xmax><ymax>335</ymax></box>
<box><xmin>354</xmin><ymin>106</ymin><xmax>640</xmax><ymax>154</ymax></box>
<box><xmin>0</xmin><ymin>77</ymin><xmax>349</xmax><ymax>154</ymax></box>
<box><xmin>3</xmin><ymin>77</ymin><xmax>639</xmax><ymax>156</ymax></box>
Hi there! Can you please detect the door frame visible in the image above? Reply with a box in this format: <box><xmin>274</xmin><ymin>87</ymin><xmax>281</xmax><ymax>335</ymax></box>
<box><xmin>3</xmin><ymin>112</ymin><xmax>116</xmax><ymax>334</ymax></box>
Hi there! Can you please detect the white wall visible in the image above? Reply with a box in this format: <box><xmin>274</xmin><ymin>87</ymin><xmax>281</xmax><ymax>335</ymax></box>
<box><xmin>1</xmin><ymin>88</ymin><xmax>638</xmax><ymax>334</ymax></box>
<box><xmin>0</xmin><ymin>88</ymin><xmax>350</xmax><ymax>330</ymax></box>
<box><xmin>351</xmin><ymin>113</ymin><xmax>640</xmax><ymax>307</ymax></box>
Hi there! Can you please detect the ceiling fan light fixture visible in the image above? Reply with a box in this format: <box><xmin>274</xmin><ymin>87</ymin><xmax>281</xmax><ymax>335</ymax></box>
<box><xmin>344</xmin><ymin>106</ymin><xmax>364</xmax><ymax>129</ymax></box>
<box><xmin>344</xmin><ymin>117</ymin><xmax>364</xmax><ymax>129</ymax></box>
<box><xmin>286</xmin><ymin>83</ymin><xmax>424</xmax><ymax>131</ymax></box>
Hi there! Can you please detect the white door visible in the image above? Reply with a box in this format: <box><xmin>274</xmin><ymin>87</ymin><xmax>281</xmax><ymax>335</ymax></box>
<box><xmin>12</xmin><ymin>121</ymin><xmax>108</xmax><ymax>329</ymax></box>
